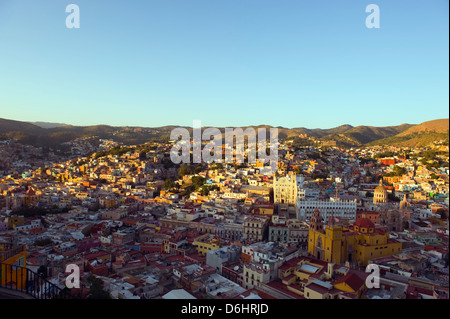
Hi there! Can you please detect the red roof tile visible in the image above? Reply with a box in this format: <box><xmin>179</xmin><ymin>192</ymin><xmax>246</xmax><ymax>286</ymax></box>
<box><xmin>305</xmin><ymin>282</ymin><xmax>330</xmax><ymax>295</ymax></box>
<box><xmin>334</xmin><ymin>273</ymin><xmax>365</xmax><ymax>292</ymax></box>
<box><xmin>354</xmin><ymin>218</ymin><xmax>375</xmax><ymax>229</ymax></box>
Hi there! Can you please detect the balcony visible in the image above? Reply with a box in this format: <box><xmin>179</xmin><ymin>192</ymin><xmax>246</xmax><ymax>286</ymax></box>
<box><xmin>1</xmin><ymin>245</ymin><xmax>73</xmax><ymax>299</ymax></box>
<box><xmin>0</xmin><ymin>262</ymin><xmax>73</xmax><ymax>299</ymax></box>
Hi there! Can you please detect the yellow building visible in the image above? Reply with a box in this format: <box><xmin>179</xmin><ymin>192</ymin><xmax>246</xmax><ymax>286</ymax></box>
<box><xmin>278</xmin><ymin>257</ymin><xmax>328</xmax><ymax>296</ymax></box>
<box><xmin>308</xmin><ymin>209</ymin><xmax>402</xmax><ymax>266</ymax></box>
<box><xmin>255</xmin><ymin>160</ymin><xmax>264</xmax><ymax>168</ymax></box>
<box><xmin>256</xmin><ymin>205</ymin><xmax>274</xmax><ymax>216</ymax></box>
<box><xmin>0</xmin><ymin>243</ymin><xmax>27</xmax><ymax>290</ymax></box>
<box><xmin>23</xmin><ymin>188</ymin><xmax>41</xmax><ymax>206</ymax></box>
<box><xmin>193</xmin><ymin>234</ymin><xmax>221</xmax><ymax>256</ymax></box>
<box><xmin>243</xmin><ymin>262</ymin><xmax>271</xmax><ymax>289</ymax></box>
<box><xmin>333</xmin><ymin>272</ymin><xmax>366</xmax><ymax>298</ymax></box>
<box><xmin>273</xmin><ymin>174</ymin><xmax>299</xmax><ymax>205</ymax></box>
<box><xmin>6</xmin><ymin>215</ymin><xmax>24</xmax><ymax>230</ymax></box>
<box><xmin>101</xmin><ymin>196</ymin><xmax>117</xmax><ymax>209</ymax></box>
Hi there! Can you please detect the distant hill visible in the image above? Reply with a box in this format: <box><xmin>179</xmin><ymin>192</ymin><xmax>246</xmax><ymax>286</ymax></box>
<box><xmin>0</xmin><ymin>118</ymin><xmax>174</xmax><ymax>148</ymax></box>
<box><xmin>367</xmin><ymin>131</ymin><xmax>449</xmax><ymax>148</ymax></box>
<box><xmin>367</xmin><ymin>119</ymin><xmax>449</xmax><ymax>147</ymax></box>
<box><xmin>0</xmin><ymin>118</ymin><xmax>45</xmax><ymax>135</ymax></box>
<box><xmin>29</xmin><ymin>121</ymin><xmax>69</xmax><ymax>129</ymax></box>
<box><xmin>340</xmin><ymin>124</ymin><xmax>414</xmax><ymax>144</ymax></box>
<box><xmin>0</xmin><ymin>118</ymin><xmax>47</xmax><ymax>145</ymax></box>
<box><xmin>0</xmin><ymin>117</ymin><xmax>447</xmax><ymax>149</ymax></box>
<box><xmin>397</xmin><ymin>119</ymin><xmax>449</xmax><ymax>136</ymax></box>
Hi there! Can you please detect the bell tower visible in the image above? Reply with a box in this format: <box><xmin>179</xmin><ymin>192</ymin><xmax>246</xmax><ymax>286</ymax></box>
<box><xmin>400</xmin><ymin>194</ymin><xmax>409</xmax><ymax>210</ymax></box>
<box><xmin>310</xmin><ymin>209</ymin><xmax>323</xmax><ymax>232</ymax></box>
<box><xmin>308</xmin><ymin>209</ymin><xmax>324</xmax><ymax>259</ymax></box>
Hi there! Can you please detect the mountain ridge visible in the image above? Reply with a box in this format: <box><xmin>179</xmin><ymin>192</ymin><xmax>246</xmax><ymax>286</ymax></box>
<box><xmin>0</xmin><ymin>117</ymin><xmax>448</xmax><ymax>149</ymax></box>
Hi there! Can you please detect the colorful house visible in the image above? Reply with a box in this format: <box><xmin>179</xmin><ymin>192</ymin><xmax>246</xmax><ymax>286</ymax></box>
<box><xmin>193</xmin><ymin>234</ymin><xmax>221</xmax><ymax>256</ymax></box>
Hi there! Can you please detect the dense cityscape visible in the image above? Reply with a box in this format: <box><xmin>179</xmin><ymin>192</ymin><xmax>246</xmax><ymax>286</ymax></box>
<box><xmin>0</xmin><ymin>0</ymin><xmax>448</xmax><ymax>308</ymax></box>
<box><xmin>1</xmin><ymin>121</ymin><xmax>448</xmax><ymax>300</ymax></box>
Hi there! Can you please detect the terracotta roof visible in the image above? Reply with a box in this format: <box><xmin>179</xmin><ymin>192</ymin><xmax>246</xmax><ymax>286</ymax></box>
<box><xmin>334</xmin><ymin>273</ymin><xmax>365</xmax><ymax>292</ymax></box>
<box><xmin>354</xmin><ymin>218</ymin><xmax>375</xmax><ymax>229</ymax></box>
<box><xmin>283</xmin><ymin>273</ymin><xmax>296</xmax><ymax>282</ymax></box>
<box><xmin>305</xmin><ymin>282</ymin><xmax>330</xmax><ymax>295</ymax></box>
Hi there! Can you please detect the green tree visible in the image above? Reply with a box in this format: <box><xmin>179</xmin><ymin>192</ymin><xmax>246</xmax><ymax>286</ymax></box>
<box><xmin>178</xmin><ymin>164</ymin><xmax>193</xmax><ymax>178</ymax></box>
<box><xmin>191</xmin><ymin>176</ymin><xmax>206</xmax><ymax>190</ymax></box>
<box><xmin>210</xmin><ymin>162</ymin><xmax>223</xmax><ymax>170</ymax></box>
<box><xmin>385</xmin><ymin>165</ymin><xmax>406</xmax><ymax>177</ymax></box>
<box><xmin>86</xmin><ymin>275</ymin><xmax>111</xmax><ymax>299</ymax></box>
<box><xmin>34</xmin><ymin>238</ymin><xmax>53</xmax><ymax>246</ymax></box>
<box><xmin>200</xmin><ymin>185</ymin><xmax>211</xmax><ymax>196</ymax></box>
<box><xmin>162</xmin><ymin>158</ymin><xmax>175</xmax><ymax>169</ymax></box>
<box><xmin>194</xmin><ymin>166</ymin><xmax>204</xmax><ymax>174</ymax></box>
<box><xmin>163</xmin><ymin>178</ymin><xmax>176</xmax><ymax>190</ymax></box>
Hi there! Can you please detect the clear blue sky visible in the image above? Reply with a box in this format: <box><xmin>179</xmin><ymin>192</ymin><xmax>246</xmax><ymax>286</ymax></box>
<box><xmin>0</xmin><ymin>0</ymin><xmax>448</xmax><ymax>129</ymax></box>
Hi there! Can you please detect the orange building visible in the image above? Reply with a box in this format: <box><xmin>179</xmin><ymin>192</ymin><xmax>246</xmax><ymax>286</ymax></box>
<box><xmin>356</xmin><ymin>211</ymin><xmax>380</xmax><ymax>224</ymax></box>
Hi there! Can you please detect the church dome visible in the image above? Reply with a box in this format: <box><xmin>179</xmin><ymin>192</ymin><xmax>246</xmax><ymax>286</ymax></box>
<box><xmin>375</xmin><ymin>179</ymin><xmax>387</xmax><ymax>194</ymax></box>
<box><xmin>373</xmin><ymin>179</ymin><xmax>387</xmax><ymax>204</ymax></box>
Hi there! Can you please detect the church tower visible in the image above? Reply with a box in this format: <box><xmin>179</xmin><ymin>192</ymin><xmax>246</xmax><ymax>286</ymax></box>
<box><xmin>400</xmin><ymin>194</ymin><xmax>409</xmax><ymax>210</ymax></box>
<box><xmin>308</xmin><ymin>209</ymin><xmax>324</xmax><ymax>260</ymax></box>
<box><xmin>310</xmin><ymin>209</ymin><xmax>323</xmax><ymax>232</ymax></box>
